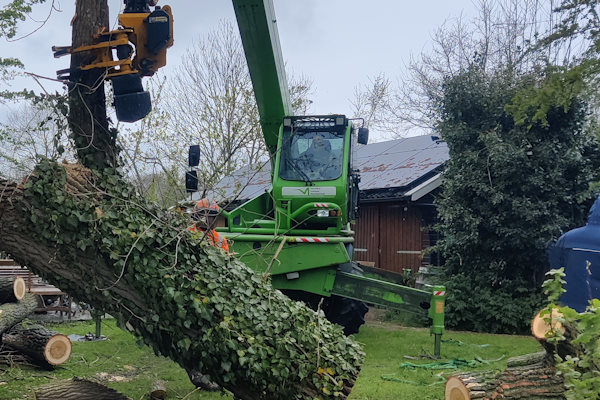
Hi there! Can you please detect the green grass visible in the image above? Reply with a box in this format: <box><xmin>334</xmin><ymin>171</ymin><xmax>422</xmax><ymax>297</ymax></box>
<box><xmin>350</xmin><ymin>322</ymin><xmax>540</xmax><ymax>399</ymax></box>
<box><xmin>0</xmin><ymin>318</ymin><xmax>540</xmax><ymax>400</ymax></box>
<box><xmin>0</xmin><ymin>319</ymin><xmax>224</xmax><ymax>400</ymax></box>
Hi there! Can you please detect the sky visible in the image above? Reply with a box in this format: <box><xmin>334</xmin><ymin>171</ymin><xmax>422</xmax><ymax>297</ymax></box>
<box><xmin>0</xmin><ymin>0</ymin><xmax>477</xmax><ymax>136</ymax></box>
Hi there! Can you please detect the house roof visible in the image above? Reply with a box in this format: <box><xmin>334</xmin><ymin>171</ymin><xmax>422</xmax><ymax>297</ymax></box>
<box><xmin>203</xmin><ymin>134</ymin><xmax>449</xmax><ymax>204</ymax></box>
<box><xmin>356</xmin><ymin>135</ymin><xmax>448</xmax><ymax>193</ymax></box>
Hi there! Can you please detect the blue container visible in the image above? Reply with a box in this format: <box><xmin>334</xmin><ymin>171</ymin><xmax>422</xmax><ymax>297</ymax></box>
<box><xmin>548</xmin><ymin>197</ymin><xmax>600</xmax><ymax>312</ymax></box>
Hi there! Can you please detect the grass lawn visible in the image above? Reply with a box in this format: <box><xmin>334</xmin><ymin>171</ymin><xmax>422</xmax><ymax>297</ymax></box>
<box><xmin>0</xmin><ymin>317</ymin><xmax>540</xmax><ymax>400</ymax></box>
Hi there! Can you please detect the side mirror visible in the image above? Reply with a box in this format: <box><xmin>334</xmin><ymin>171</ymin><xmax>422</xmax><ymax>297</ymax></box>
<box><xmin>185</xmin><ymin>170</ymin><xmax>198</xmax><ymax>193</ymax></box>
<box><xmin>357</xmin><ymin>127</ymin><xmax>369</xmax><ymax>145</ymax></box>
<box><xmin>189</xmin><ymin>145</ymin><xmax>200</xmax><ymax>167</ymax></box>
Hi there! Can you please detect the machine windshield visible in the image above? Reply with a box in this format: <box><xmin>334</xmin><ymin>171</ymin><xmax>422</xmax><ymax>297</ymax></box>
<box><xmin>279</xmin><ymin>130</ymin><xmax>344</xmax><ymax>182</ymax></box>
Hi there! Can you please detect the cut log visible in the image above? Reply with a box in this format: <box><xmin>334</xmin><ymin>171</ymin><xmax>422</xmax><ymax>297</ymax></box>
<box><xmin>0</xmin><ymin>162</ymin><xmax>364</xmax><ymax>400</ymax></box>
<box><xmin>0</xmin><ymin>293</ymin><xmax>37</xmax><ymax>336</ymax></box>
<box><xmin>0</xmin><ymin>276</ymin><xmax>26</xmax><ymax>302</ymax></box>
<box><xmin>445</xmin><ymin>351</ymin><xmax>564</xmax><ymax>400</ymax></box>
<box><xmin>3</xmin><ymin>322</ymin><xmax>72</xmax><ymax>367</ymax></box>
<box><xmin>33</xmin><ymin>377</ymin><xmax>130</xmax><ymax>400</ymax></box>
<box><xmin>13</xmin><ymin>277</ymin><xmax>26</xmax><ymax>301</ymax></box>
<box><xmin>150</xmin><ymin>380</ymin><xmax>167</xmax><ymax>399</ymax></box>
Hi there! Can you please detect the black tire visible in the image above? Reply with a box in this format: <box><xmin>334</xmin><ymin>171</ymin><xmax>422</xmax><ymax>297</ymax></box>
<box><xmin>282</xmin><ymin>263</ymin><xmax>369</xmax><ymax>336</ymax></box>
<box><xmin>322</xmin><ymin>295</ymin><xmax>368</xmax><ymax>335</ymax></box>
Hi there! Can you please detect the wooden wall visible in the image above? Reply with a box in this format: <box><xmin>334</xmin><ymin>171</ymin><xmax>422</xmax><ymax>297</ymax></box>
<box><xmin>353</xmin><ymin>201</ymin><xmax>426</xmax><ymax>274</ymax></box>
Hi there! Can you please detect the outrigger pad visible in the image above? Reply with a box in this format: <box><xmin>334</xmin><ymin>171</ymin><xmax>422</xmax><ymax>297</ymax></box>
<box><xmin>111</xmin><ymin>74</ymin><xmax>151</xmax><ymax>122</ymax></box>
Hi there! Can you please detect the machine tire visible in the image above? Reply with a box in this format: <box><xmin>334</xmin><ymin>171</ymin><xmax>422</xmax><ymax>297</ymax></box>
<box><xmin>282</xmin><ymin>262</ymin><xmax>369</xmax><ymax>336</ymax></box>
<box><xmin>322</xmin><ymin>295</ymin><xmax>368</xmax><ymax>335</ymax></box>
<box><xmin>323</xmin><ymin>262</ymin><xmax>369</xmax><ymax>335</ymax></box>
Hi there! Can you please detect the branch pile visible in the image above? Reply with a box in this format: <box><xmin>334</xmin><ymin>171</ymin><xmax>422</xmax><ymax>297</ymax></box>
<box><xmin>0</xmin><ymin>160</ymin><xmax>364</xmax><ymax>399</ymax></box>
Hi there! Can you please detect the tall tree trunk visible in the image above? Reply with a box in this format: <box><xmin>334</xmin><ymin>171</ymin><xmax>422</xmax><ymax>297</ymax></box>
<box><xmin>68</xmin><ymin>0</ymin><xmax>116</xmax><ymax>170</ymax></box>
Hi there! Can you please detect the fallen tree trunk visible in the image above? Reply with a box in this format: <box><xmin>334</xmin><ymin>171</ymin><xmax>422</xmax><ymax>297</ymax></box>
<box><xmin>445</xmin><ymin>309</ymin><xmax>573</xmax><ymax>400</ymax></box>
<box><xmin>0</xmin><ymin>161</ymin><xmax>364</xmax><ymax>399</ymax></box>
<box><xmin>3</xmin><ymin>322</ymin><xmax>72</xmax><ymax>367</ymax></box>
<box><xmin>0</xmin><ymin>277</ymin><xmax>25</xmax><ymax>302</ymax></box>
<box><xmin>0</xmin><ymin>294</ymin><xmax>37</xmax><ymax>336</ymax></box>
<box><xmin>445</xmin><ymin>351</ymin><xmax>565</xmax><ymax>400</ymax></box>
<box><xmin>34</xmin><ymin>377</ymin><xmax>130</xmax><ymax>400</ymax></box>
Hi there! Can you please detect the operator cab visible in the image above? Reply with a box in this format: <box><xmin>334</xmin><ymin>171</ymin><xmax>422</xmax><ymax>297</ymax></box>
<box><xmin>279</xmin><ymin>116</ymin><xmax>346</xmax><ymax>183</ymax></box>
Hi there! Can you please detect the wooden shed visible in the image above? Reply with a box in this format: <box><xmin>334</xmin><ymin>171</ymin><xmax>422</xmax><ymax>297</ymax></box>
<box><xmin>351</xmin><ymin>135</ymin><xmax>447</xmax><ymax>275</ymax></box>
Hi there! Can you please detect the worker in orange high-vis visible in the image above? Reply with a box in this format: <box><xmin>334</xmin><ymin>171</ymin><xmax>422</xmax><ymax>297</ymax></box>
<box><xmin>187</xmin><ymin>198</ymin><xmax>227</xmax><ymax>392</ymax></box>
<box><xmin>189</xmin><ymin>198</ymin><xmax>229</xmax><ymax>252</ymax></box>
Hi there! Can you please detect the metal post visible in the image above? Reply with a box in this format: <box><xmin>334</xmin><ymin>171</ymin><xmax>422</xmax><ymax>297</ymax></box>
<box><xmin>429</xmin><ymin>285</ymin><xmax>446</xmax><ymax>359</ymax></box>
<box><xmin>92</xmin><ymin>309</ymin><xmax>102</xmax><ymax>338</ymax></box>
<box><xmin>434</xmin><ymin>333</ymin><xmax>442</xmax><ymax>358</ymax></box>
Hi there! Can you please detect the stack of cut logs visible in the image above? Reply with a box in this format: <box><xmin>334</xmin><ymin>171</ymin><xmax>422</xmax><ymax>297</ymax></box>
<box><xmin>445</xmin><ymin>309</ymin><xmax>568</xmax><ymax>400</ymax></box>
<box><xmin>0</xmin><ymin>276</ymin><xmax>72</xmax><ymax>369</ymax></box>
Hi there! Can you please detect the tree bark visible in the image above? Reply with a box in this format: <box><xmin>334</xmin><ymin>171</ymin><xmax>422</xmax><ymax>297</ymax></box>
<box><xmin>0</xmin><ymin>345</ymin><xmax>39</xmax><ymax>368</ymax></box>
<box><xmin>34</xmin><ymin>377</ymin><xmax>130</xmax><ymax>400</ymax></box>
<box><xmin>0</xmin><ymin>164</ymin><xmax>363</xmax><ymax>400</ymax></box>
<box><xmin>3</xmin><ymin>322</ymin><xmax>72</xmax><ymax>367</ymax></box>
<box><xmin>68</xmin><ymin>0</ymin><xmax>117</xmax><ymax>170</ymax></box>
<box><xmin>0</xmin><ymin>294</ymin><xmax>37</xmax><ymax>336</ymax></box>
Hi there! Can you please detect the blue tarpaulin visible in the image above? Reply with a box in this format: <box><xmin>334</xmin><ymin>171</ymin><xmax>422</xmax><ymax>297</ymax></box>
<box><xmin>548</xmin><ymin>197</ymin><xmax>600</xmax><ymax>312</ymax></box>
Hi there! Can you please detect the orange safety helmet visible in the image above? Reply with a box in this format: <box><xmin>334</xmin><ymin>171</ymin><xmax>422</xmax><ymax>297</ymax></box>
<box><xmin>193</xmin><ymin>198</ymin><xmax>220</xmax><ymax>215</ymax></box>
<box><xmin>192</xmin><ymin>198</ymin><xmax>220</xmax><ymax>228</ymax></box>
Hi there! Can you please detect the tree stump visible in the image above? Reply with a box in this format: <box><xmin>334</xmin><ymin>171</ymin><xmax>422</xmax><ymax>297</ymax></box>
<box><xmin>531</xmin><ymin>308</ymin><xmax>577</xmax><ymax>358</ymax></box>
<box><xmin>150</xmin><ymin>380</ymin><xmax>167</xmax><ymax>399</ymax></box>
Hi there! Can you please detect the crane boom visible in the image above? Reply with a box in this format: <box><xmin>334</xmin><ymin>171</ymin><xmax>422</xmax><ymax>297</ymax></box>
<box><xmin>231</xmin><ymin>0</ymin><xmax>292</xmax><ymax>160</ymax></box>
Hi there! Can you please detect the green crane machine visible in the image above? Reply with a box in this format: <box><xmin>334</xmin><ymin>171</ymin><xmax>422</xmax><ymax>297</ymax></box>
<box><xmin>215</xmin><ymin>0</ymin><xmax>446</xmax><ymax>355</ymax></box>
<box><xmin>59</xmin><ymin>0</ymin><xmax>446</xmax><ymax>356</ymax></box>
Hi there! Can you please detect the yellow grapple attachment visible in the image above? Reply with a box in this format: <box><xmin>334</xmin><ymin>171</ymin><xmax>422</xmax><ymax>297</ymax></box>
<box><xmin>53</xmin><ymin>1</ymin><xmax>173</xmax><ymax>122</ymax></box>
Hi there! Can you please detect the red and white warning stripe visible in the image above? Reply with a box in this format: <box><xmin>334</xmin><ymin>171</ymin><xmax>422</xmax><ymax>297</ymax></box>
<box><xmin>433</xmin><ymin>290</ymin><xmax>446</xmax><ymax>296</ymax></box>
<box><xmin>313</xmin><ymin>203</ymin><xmax>330</xmax><ymax>207</ymax></box>
<box><xmin>294</xmin><ymin>237</ymin><xmax>330</xmax><ymax>243</ymax></box>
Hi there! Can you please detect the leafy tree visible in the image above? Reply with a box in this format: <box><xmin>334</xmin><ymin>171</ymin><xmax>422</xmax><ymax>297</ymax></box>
<box><xmin>0</xmin><ymin>97</ymin><xmax>71</xmax><ymax>179</ymax></box>
<box><xmin>352</xmin><ymin>0</ymin><xmax>578</xmax><ymax>136</ymax></box>
<box><xmin>436</xmin><ymin>67</ymin><xmax>600</xmax><ymax>333</ymax></box>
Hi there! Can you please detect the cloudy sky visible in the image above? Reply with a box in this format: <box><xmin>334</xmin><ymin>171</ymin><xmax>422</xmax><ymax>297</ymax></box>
<box><xmin>1</xmin><ymin>0</ymin><xmax>476</xmax><ymax>134</ymax></box>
